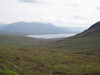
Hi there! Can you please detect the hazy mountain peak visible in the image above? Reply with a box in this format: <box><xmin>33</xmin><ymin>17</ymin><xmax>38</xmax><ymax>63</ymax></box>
<box><xmin>0</xmin><ymin>22</ymin><xmax>73</xmax><ymax>35</ymax></box>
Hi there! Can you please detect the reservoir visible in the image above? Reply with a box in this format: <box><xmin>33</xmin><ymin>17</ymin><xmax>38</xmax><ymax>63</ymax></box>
<box><xmin>26</xmin><ymin>33</ymin><xmax>76</xmax><ymax>39</ymax></box>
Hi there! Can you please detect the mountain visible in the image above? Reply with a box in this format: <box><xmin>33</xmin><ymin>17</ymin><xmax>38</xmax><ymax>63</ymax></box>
<box><xmin>77</xmin><ymin>21</ymin><xmax>100</xmax><ymax>36</ymax></box>
<box><xmin>49</xmin><ymin>21</ymin><xmax>100</xmax><ymax>56</ymax></box>
<box><xmin>0</xmin><ymin>22</ymin><xmax>72</xmax><ymax>35</ymax></box>
<box><xmin>0</xmin><ymin>23</ymin><xmax>6</xmax><ymax>28</ymax></box>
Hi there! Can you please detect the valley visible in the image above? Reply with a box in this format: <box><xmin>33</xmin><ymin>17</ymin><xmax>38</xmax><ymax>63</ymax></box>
<box><xmin>0</xmin><ymin>22</ymin><xmax>100</xmax><ymax>75</ymax></box>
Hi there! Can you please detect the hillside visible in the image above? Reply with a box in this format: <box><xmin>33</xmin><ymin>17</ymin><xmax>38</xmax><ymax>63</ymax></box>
<box><xmin>0</xmin><ymin>22</ymin><xmax>100</xmax><ymax>75</ymax></box>
<box><xmin>0</xmin><ymin>22</ymin><xmax>72</xmax><ymax>35</ymax></box>
<box><xmin>74</xmin><ymin>21</ymin><xmax>100</xmax><ymax>37</ymax></box>
<box><xmin>49</xmin><ymin>21</ymin><xmax>100</xmax><ymax>56</ymax></box>
<box><xmin>0</xmin><ymin>34</ymin><xmax>52</xmax><ymax>47</ymax></box>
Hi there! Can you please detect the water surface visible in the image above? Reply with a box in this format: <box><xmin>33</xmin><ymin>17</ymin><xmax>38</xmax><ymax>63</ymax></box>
<box><xmin>26</xmin><ymin>34</ymin><xmax>76</xmax><ymax>39</ymax></box>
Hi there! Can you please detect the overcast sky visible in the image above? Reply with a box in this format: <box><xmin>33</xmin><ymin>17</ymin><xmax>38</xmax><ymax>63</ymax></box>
<box><xmin>0</xmin><ymin>0</ymin><xmax>100</xmax><ymax>27</ymax></box>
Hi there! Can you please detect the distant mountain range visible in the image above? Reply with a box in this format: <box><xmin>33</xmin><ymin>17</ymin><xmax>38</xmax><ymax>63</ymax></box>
<box><xmin>0</xmin><ymin>23</ymin><xmax>6</xmax><ymax>27</ymax></box>
<box><xmin>0</xmin><ymin>22</ymin><xmax>74</xmax><ymax>35</ymax></box>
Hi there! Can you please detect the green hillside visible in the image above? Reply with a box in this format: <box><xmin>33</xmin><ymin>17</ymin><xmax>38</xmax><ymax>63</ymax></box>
<box><xmin>49</xmin><ymin>22</ymin><xmax>100</xmax><ymax>56</ymax></box>
<box><xmin>0</xmin><ymin>34</ymin><xmax>52</xmax><ymax>47</ymax></box>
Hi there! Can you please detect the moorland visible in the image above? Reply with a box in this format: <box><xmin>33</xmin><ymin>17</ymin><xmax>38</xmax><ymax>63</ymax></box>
<box><xmin>0</xmin><ymin>22</ymin><xmax>100</xmax><ymax>75</ymax></box>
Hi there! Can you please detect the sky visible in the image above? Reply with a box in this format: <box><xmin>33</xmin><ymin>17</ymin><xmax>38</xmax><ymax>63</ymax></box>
<box><xmin>0</xmin><ymin>0</ymin><xmax>100</xmax><ymax>27</ymax></box>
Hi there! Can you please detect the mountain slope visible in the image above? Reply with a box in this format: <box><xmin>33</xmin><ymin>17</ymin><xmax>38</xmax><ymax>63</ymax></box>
<box><xmin>75</xmin><ymin>21</ymin><xmax>100</xmax><ymax>37</ymax></box>
<box><xmin>0</xmin><ymin>22</ymin><xmax>72</xmax><ymax>35</ymax></box>
<box><xmin>49</xmin><ymin>21</ymin><xmax>100</xmax><ymax>56</ymax></box>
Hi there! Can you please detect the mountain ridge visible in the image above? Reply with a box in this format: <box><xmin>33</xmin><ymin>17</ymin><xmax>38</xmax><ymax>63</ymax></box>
<box><xmin>0</xmin><ymin>22</ymin><xmax>73</xmax><ymax>35</ymax></box>
<box><xmin>71</xmin><ymin>21</ymin><xmax>100</xmax><ymax>38</ymax></box>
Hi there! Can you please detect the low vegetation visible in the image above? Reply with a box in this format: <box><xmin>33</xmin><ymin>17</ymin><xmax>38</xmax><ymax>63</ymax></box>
<box><xmin>49</xmin><ymin>36</ymin><xmax>100</xmax><ymax>57</ymax></box>
<box><xmin>0</xmin><ymin>46</ymin><xmax>100</xmax><ymax>75</ymax></box>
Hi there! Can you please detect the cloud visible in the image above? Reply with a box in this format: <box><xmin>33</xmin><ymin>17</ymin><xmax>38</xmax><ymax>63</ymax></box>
<box><xmin>97</xmin><ymin>7</ymin><xmax>100</xmax><ymax>9</ymax></box>
<box><xmin>72</xmin><ymin>15</ymin><xmax>86</xmax><ymax>20</ymax></box>
<box><xmin>0</xmin><ymin>0</ymin><xmax>100</xmax><ymax>27</ymax></box>
<box><xmin>0</xmin><ymin>18</ymin><xmax>8</xmax><ymax>23</ymax></box>
<box><xmin>19</xmin><ymin>0</ymin><xmax>45</xmax><ymax>3</ymax></box>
